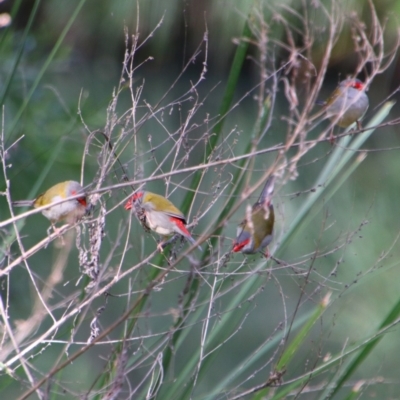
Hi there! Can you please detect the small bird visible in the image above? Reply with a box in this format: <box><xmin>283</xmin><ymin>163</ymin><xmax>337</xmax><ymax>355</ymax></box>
<box><xmin>319</xmin><ymin>78</ymin><xmax>369</xmax><ymax>141</ymax></box>
<box><xmin>124</xmin><ymin>191</ymin><xmax>202</xmax><ymax>251</ymax></box>
<box><xmin>13</xmin><ymin>181</ymin><xmax>87</xmax><ymax>226</ymax></box>
<box><xmin>232</xmin><ymin>176</ymin><xmax>275</xmax><ymax>257</ymax></box>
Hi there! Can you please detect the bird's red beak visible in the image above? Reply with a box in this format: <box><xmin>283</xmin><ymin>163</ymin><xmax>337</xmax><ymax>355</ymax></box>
<box><xmin>232</xmin><ymin>238</ymin><xmax>250</xmax><ymax>252</ymax></box>
<box><xmin>124</xmin><ymin>198</ymin><xmax>133</xmax><ymax>210</ymax></box>
<box><xmin>124</xmin><ymin>191</ymin><xmax>143</xmax><ymax>210</ymax></box>
<box><xmin>71</xmin><ymin>190</ymin><xmax>87</xmax><ymax>206</ymax></box>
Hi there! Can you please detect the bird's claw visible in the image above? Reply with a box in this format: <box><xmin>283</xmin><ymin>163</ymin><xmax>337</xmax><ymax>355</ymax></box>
<box><xmin>157</xmin><ymin>242</ymin><xmax>165</xmax><ymax>253</ymax></box>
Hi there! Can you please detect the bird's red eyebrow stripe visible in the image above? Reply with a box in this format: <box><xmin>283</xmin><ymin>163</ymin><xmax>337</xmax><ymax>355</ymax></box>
<box><xmin>351</xmin><ymin>81</ymin><xmax>364</xmax><ymax>90</ymax></box>
<box><xmin>132</xmin><ymin>192</ymin><xmax>143</xmax><ymax>200</ymax></box>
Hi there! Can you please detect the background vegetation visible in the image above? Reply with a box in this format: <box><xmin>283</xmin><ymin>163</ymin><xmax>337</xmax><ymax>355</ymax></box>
<box><xmin>1</xmin><ymin>0</ymin><xmax>400</xmax><ymax>399</ymax></box>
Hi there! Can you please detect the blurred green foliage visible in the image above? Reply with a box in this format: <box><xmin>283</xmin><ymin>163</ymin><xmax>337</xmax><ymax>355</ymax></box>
<box><xmin>1</xmin><ymin>0</ymin><xmax>400</xmax><ymax>399</ymax></box>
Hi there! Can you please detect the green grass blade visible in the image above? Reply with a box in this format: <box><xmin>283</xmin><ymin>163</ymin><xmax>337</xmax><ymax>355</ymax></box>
<box><xmin>277</xmin><ymin>101</ymin><xmax>395</xmax><ymax>255</ymax></box>
<box><xmin>252</xmin><ymin>294</ymin><xmax>331</xmax><ymax>400</ymax></box>
<box><xmin>0</xmin><ymin>0</ymin><xmax>23</xmax><ymax>52</ymax></box>
<box><xmin>321</xmin><ymin>296</ymin><xmax>400</xmax><ymax>399</ymax></box>
<box><xmin>295</xmin><ymin>150</ymin><xmax>367</xmax><ymax>230</ymax></box>
<box><xmin>202</xmin><ymin>308</ymin><xmax>316</xmax><ymax>400</ymax></box>
<box><xmin>276</xmin><ymin>293</ymin><xmax>331</xmax><ymax>371</ymax></box>
<box><xmin>0</xmin><ymin>0</ymin><xmax>35</xmax><ymax>105</ymax></box>
<box><xmin>179</xmin><ymin>19</ymin><xmax>252</xmax><ymax>217</ymax></box>
<box><xmin>160</xmin><ymin>15</ymin><xmax>253</xmax><ymax>382</ymax></box>
<box><xmin>6</xmin><ymin>0</ymin><xmax>88</xmax><ymax>142</ymax></box>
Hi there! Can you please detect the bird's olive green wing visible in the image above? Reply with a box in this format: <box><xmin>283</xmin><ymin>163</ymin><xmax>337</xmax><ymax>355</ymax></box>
<box><xmin>251</xmin><ymin>204</ymin><xmax>274</xmax><ymax>250</ymax></box>
<box><xmin>144</xmin><ymin>192</ymin><xmax>187</xmax><ymax>223</ymax></box>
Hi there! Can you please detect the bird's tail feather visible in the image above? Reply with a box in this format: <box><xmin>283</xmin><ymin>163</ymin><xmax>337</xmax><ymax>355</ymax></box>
<box><xmin>187</xmin><ymin>235</ymin><xmax>203</xmax><ymax>252</ymax></box>
<box><xmin>259</xmin><ymin>176</ymin><xmax>275</xmax><ymax>204</ymax></box>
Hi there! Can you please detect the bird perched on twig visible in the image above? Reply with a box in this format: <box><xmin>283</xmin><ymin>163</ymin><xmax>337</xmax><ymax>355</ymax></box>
<box><xmin>13</xmin><ymin>180</ymin><xmax>87</xmax><ymax>230</ymax></box>
<box><xmin>318</xmin><ymin>78</ymin><xmax>369</xmax><ymax>141</ymax></box>
<box><xmin>232</xmin><ymin>176</ymin><xmax>275</xmax><ymax>257</ymax></box>
<box><xmin>124</xmin><ymin>191</ymin><xmax>202</xmax><ymax>252</ymax></box>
